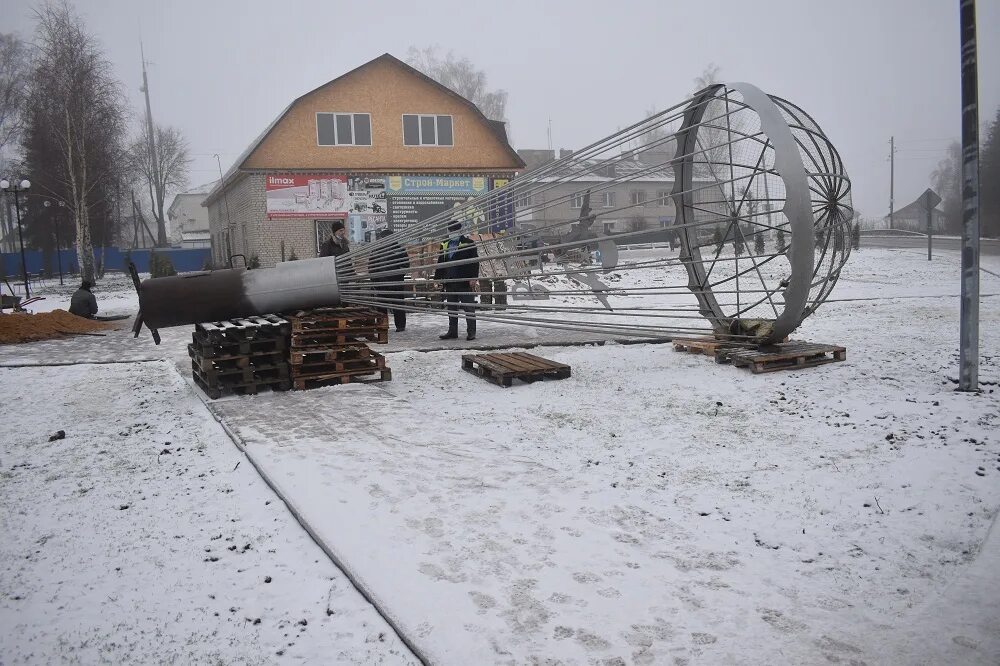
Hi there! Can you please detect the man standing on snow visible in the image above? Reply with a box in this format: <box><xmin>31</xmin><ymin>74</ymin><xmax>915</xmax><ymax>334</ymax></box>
<box><xmin>434</xmin><ymin>221</ymin><xmax>480</xmax><ymax>341</ymax></box>
<box><xmin>69</xmin><ymin>279</ymin><xmax>98</xmax><ymax>319</ymax></box>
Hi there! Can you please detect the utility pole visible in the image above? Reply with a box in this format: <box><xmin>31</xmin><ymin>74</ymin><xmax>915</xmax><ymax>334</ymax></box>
<box><xmin>140</xmin><ymin>41</ymin><xmax>165</xmax><ymax>246</ymax></box>
<box><xmin>547</xmin><ymin>119</ymin><xmax>553</xmax><ymax>152</ymax></box>
<box><xmin>958</xmin><ymin>0</ymin><xmax>980</xmax><ymax>392</ymax></box>
<box><xmin>888</xmin><ymin>136</ymin><xmax>895</xmax><ymax>230</ymax></box>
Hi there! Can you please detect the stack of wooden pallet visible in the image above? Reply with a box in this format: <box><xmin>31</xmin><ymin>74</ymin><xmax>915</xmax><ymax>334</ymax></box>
<box><xmin>188</xmin><ymin>315</ymin><xmax>292</xmax><ymax>399</ymax></box>
<box><xmin>285</xmin><ymin>307</ymin><xmax>391</xmax><ymax>389</ymax></box>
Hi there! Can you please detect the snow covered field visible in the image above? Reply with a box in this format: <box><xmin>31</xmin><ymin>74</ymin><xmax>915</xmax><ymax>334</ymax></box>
<box><xmin>0</xmin><ymin>362</ymin><xmax>415</xmax><ymax>664</ymax></box>
<box><xmin>1</xmin><ymin>247</ymin><xmax>998</xmax><ymax>664</ymax></box>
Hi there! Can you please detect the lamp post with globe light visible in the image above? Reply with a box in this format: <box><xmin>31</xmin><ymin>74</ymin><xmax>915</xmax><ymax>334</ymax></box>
<box><xmin>0</xmin><ymin>178</ymin><xmax>31</xmax><ymax>298</ymax></box>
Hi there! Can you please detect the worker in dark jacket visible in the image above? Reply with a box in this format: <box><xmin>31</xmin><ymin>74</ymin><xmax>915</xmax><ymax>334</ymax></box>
<box><xmin>319</xmin><ymin>220</ymin><xmax>350</xmax><ymax>257</ymax></box>
<box><xmin>434</xmin><ymin>221</ymin><xmax>480</xmax><ymax>340</ymax></box>
<box><xmin>371</xmin><ymin>229</ymin><xmax>410</xmax><ymax>332</ymax></box>
<box><xmin>69</xmin><ymin>279</ymin><xmax>98</xmax><ymax>318</ymax></box>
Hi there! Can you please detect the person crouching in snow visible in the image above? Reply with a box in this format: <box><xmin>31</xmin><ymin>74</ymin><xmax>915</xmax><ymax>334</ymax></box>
<box><xmin>69</xmin><ymin>279</ymin><xmax>98</xmax><ymax>319</ymax></box>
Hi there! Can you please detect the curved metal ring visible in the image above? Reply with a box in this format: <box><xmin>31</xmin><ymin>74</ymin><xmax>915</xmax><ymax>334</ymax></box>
<box><xmin>670</xmin><ymin>82</ymin><xmax>814</xmax><ymax>343</ymax></box>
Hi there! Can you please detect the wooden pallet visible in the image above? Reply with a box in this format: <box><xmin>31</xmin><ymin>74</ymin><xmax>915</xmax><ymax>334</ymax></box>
<box><xmin>292</xmin><ymin>367</ymin><xmax>392</xmax><ymax>390</ymax></box>
<box><xmin>672</xmin><ymin>337</ymin><xmax>746</xmax><ymax>363</ymax></box>
<box><xmin>188</xmin><ymin>345</ymin><xmax>286</xmax><ymax>373</ymax></box>
<box><xmin>192</xmin><ymin>372</ymin><xmax>292</xmax><ymax>400</ymax></box>
<box><xmin>190</xmin><ymin>334</ymin><xmax>288</xmax><ymax>358</ymax></box>
<box><xmin>191</xmin><ymin>360</ymin><xmax>289</xmax><ymax>385</ymax></box>
<box><xmin>461</xmin><ymin>352</ymin><xmax>571</xmax><ymax>387</ymax></box>
<box><xmin>289</xmin><ymin>345</ymin><xmax>372</xmax><ymax>366</ymax></box>
<box><xmin>195</xmin><ymin>315</ymin><xmax>290</xmax><ymax>342</ymax></box>
<box><xmin>728</xmin><ymin>342</ymin><xmax>847</xmax><ymax>374</ymax></box>
<box><xmin>286</xmin><ymin>307</ymin><xmax>387</xmax><ymax>332</ymax></box>
<box><xmin>292</xmin><ymin>352</ymin><xmax>386</xmax><ymax>376</ymax></box>
<box><xmin>290</xmin><ymin>329</ymin><xmax>388</xmax><ymax>348</ymax></box>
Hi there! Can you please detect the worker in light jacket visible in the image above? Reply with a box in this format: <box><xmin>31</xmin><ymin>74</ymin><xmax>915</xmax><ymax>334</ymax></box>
<box><xmin>434</xmin><ymin>221</ymin><xmax>480</xmax><ymax>341</ymax></box>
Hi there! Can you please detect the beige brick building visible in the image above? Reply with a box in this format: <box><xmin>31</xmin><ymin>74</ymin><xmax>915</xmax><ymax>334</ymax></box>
<box><xmin>204</xmin><ymin>54</ymin><xmax>524</xmax><ymax>268</ymax></box>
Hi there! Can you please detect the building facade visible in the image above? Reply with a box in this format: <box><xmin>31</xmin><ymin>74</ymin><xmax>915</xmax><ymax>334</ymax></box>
<box><xmin>167</xmin><ymin>181</ymin><xmax>215</xmax><ymax>248</ymax></box>
<box><xmin>204</xmin><ymin>54</ymin><xmax>524</xmax><ymax>267</ymax></box>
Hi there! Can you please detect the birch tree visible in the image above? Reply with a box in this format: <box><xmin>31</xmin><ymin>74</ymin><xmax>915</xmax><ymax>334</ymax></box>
<box><xmin>127</xmin><ymin>123</ymin><xmax>191</xmax><ymax>246</ymax></box>
<box><xmin>22</xmin><ymin>2</ymin><xmax>126</xmax><ymax>282</ymax></box>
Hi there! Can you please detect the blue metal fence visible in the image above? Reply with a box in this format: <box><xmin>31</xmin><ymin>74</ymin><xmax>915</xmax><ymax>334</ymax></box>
<box><xmin>0</xmin><ymin>247</ymin><xmax>211</xmax><ymax>278</ymax></box>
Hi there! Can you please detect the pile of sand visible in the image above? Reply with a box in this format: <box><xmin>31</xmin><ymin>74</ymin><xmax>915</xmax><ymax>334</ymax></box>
<box><xmin>0</xmin><ymin>309</ymin><xmax>120</xmax><ymax>345</ymax></box>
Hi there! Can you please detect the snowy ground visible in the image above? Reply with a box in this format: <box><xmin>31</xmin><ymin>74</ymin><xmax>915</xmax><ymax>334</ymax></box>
<box><xmin>17</xmin><ymin>271</ymin><xmax>147</xmax><ymax>318</ymax></box>
<box><xmin>1</xmin><ymin>248</ymin><xmax>999</xmax><ymax>664</ymax></box>
<box><xmin>0</xmin><ymin>362</ymin><xmax>415</xmax><ymax>664</ymax></box>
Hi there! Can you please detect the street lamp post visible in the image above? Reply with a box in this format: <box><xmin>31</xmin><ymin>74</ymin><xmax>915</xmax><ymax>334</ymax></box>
<box><xmin>0</xmin><ymin>178</ymin><xmax>32</xmax><ymax>299</ymax></box>
<box><xmin>44</xmin><ymin>199</ymin><xmax>65</xmax><ymax>285</ymax></box>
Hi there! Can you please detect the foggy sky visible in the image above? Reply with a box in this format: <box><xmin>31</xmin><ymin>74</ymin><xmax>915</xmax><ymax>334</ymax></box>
<box><xmin>3</xmin><ymin>0</ymin><xmax>998</xmax><ymax>219</ymax></box>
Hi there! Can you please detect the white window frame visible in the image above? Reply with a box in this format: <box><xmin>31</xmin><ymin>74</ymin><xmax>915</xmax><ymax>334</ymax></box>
<box><xmin>656</xmin><ymin>190</ymin><xmax>670</xmax><ymax>206</ymax></box>
<box><xmin>570</xmin><ymin>192</ymin><xmax>585</xmax><ymax>209</ymax></box>
<box><xmin>516</xmin><ymin>192</ymin><xmax>534</xmax><ymax>208</ymax></box>
<box><xmin>602</xmin><ymin>191</ymin><xmax>616</xmax><ymax>208</ymax></box>
<box><xmin>630</xmin><ymin>190</ymin><xmax>648</xmax><ymax>207</ymax></box>
<box><xmin>402</xmin><ymin>114</ymin><xmax>454</xmax><ymax>147</ymax></box>
<box><xmin>316</xmin><ymin>112</ymin><xmax>372</xmax><ymax>147</ymax></box>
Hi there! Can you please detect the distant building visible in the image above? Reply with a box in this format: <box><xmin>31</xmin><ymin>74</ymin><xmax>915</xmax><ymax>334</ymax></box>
<box><xmin>203</xmin><ymin>53</ymin><xmax>524</xmax><ymax>267</ymax></box>
<box><xmin>167</xmin><ymin>181</ymin><xmax>216</xmax><ymax>248</ymax></box>
<box><xmin>513</xmin><ymin>144</ymin><xmax>724</xmax><ymax>242</ymax></box>
<box><xmin>884</xmin><ymin>197</ymin><xmax>948</xmax><ymax>233</ymax></box>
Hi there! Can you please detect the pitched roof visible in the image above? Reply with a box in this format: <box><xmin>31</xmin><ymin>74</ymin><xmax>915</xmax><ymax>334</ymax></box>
<box><xmin>204</xmin><ymin>53</ymin><xmax>523</xmax><ymax>206</ymax></box>
<box><xmin>883</xmin><ymin>196</ymin><xmax>944</xmax><ymax>220</ymax></box>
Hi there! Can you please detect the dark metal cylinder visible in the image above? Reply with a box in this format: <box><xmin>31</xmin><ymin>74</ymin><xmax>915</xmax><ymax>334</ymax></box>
<box><xmin>139</xmin><ymin>256</ymin><xmax>342</xmax><ymax>329</ymax></box>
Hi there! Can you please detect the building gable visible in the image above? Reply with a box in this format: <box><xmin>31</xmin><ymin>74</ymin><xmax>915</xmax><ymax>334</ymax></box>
<box><xmin>241</xmin><ymin>54</ymin><xmax>523</xmax><ymax>172</ymax></box>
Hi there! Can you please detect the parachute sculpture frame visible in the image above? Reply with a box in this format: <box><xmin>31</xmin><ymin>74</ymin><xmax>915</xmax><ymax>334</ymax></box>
<box><xmin>135</xmin><ymin>82</ymin><xmax>852</xmax><ymax>345</ymax></box>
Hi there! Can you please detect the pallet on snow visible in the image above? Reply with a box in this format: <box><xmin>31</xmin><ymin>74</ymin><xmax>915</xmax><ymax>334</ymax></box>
<box><xmin>728</xmin><ymin>341</ymin><xmax>846</xmax><ymax>374</ymax></box>
<box><xmin>671</xmin><ymin>336</ymin><xmax>748</xmax><ymax>363</ymax></box>
<box><xmin>461</xmin><ymin>352</ymin><xmax>571</xmax><ymax>388</ymax></box>
<box><xmin>191</xmin><ymin>359</ymin><xmax>290</xmax><ymax>385</ymax></box>
<box><xmin>189</xmin><ymin>315</ymin><xmax>292</xmax><ymax>399</ymax></box>
<box><xmin>283</xmin><ymin>306</ymin><xmax>392</xmax><ymax>389</ymax></box>
<box><xmin>191</xmin><ymin>366</ymin><xmax>292</xmax><ymax>400</ymax></box>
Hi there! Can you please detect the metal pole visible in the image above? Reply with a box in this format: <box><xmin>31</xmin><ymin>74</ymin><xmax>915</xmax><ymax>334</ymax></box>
<box><xmin>958</xmin><ymin>0</ymin><xmax>980</xmax><ymax>392</ymax></box>
<box><xmin>12</xmin><ymin>189</ymin><xmax>30</xmax><ymax>299</ymax></box>
<box><xmin>927</xmin><ymin>201</ymin><xmax>933</xmax><ymax>261</ymax></box>
<box><xmin>888</xmin><ymin>136</ymin><xmax>895</xmax><ymax>230</ymax></box>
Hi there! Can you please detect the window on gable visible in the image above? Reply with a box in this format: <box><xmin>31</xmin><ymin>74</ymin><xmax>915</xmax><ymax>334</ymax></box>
<box><xmin>402</xmin><ymin>114</ymin><xmax>454</xmax><ymax>146</ymax></box>
<box><xmin>316</xmin><ymin>113</ymin><xmax>372</xmax><ymax>146</ymax></box>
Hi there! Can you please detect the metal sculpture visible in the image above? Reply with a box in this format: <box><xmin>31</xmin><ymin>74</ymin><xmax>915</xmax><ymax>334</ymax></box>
<box><xmin>135</xmin><ymin>82</ymin><xmax>852</xmax><ymax>345</ymax></box>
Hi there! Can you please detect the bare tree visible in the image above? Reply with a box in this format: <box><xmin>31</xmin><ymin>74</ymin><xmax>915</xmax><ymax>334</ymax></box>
<box><xmin>127</xmin><ymin>122</ymin><xmax>191</xmax><ymax>246</ymax></box>
<box><xmin>405</xmin><ymin>46</ymin><xmax>507</xmax><ymax>121</ymax></box>
<box><xmin>693</xmin><ymin>63</ymin><xmax>722</xmax><ymax>92</ymax></box>
<box><xmin>0</xmin><ymin>33</ymin><xmax>30</xmax><ymax>158</ymax></box>
<box><xmin>22</xmin><ymin>1</ymin><xmax>127</xmax><ymax>282</ymax></box>
<box><xmin>931</xmin><ymin>141</ymin><xmax>962</xmax><ymax>234</ymax></box>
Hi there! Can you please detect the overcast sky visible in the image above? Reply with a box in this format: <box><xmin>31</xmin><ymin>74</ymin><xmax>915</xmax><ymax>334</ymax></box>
<box><xmin>3</xmin><ymin>0</ymin><xmax>998</xmax><ymax>218</ymax></box>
